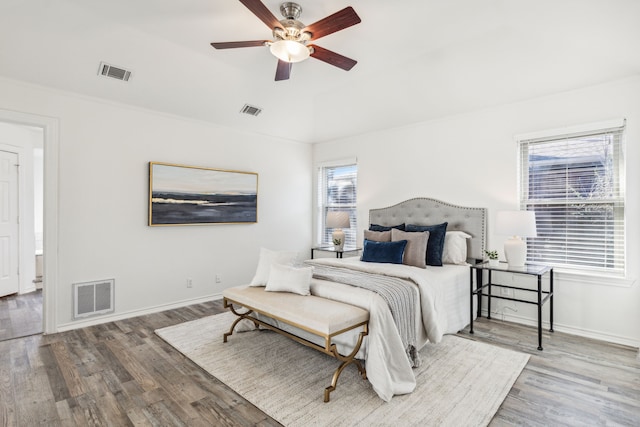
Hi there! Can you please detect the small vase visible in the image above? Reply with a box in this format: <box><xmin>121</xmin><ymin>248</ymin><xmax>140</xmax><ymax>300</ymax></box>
<box><xmin>488</xmin><ymin>259</ymin><xmax>499</xmax><ymax>267</ymax></box>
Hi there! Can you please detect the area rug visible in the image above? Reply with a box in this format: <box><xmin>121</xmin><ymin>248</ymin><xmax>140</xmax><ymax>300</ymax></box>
<box><xmin>156</xmin><ymin>311</ymin><xmax>529</xmax><ymax>427</ymax></box>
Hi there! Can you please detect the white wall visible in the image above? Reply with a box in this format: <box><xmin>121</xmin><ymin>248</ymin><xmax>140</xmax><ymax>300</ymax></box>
<box><xmin>0</xmin><ymin>77</ymin><xmax>312</xmax><ymax>330</ymax></box>
<box><xmin>313</xmin><ymin>75</ymin><xmax>640</xmax><ymax>347</ymax></box>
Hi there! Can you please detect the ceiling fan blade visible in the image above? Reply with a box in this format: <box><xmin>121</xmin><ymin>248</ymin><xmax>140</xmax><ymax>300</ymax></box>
<box><xmin>239</xmin><ymin>0</ymin><xmax>283</xmax><ymax>30</ymax></box>
<box><xmin>275</xmin><ymin>60</ymin><xmax>292</xmax><ymax>81</ymax></box>
<box><xmin>309</xmin><ymin>45</ymin><xmax>357</xmax><ymax>71</ymax></box>
<box><xmin>303</xmin><ymin>7</ymin><xmax>361</xmax><ymax>41</ymax></box>
<box><xmin>210</xmin><ymin>40</ymin><xmax>268</xmax><ymax>49</ymax></box>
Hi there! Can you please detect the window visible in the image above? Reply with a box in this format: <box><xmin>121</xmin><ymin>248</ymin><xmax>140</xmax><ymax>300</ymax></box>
<box><xmin>317</xmin><ymin>162</ymin><xmax>357</xmax><ymax>248</ymax></box>
<box><xmin>518</xmin><ymin>120</ymin><xmax>625</xmax><ymax>275</ymax></box>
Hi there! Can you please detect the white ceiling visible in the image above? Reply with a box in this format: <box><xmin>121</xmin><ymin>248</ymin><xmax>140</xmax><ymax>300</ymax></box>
<box><xmin>1</xmin><ymin>0</ymin><xmax>639</xmax><ymax>143</ymax></box>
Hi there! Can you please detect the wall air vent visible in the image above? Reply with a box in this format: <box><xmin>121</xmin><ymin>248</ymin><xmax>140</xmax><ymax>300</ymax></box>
<box><xmin>73</xmin><ymin>279</ymin><xmax>115</xmax><ymax>319</ymax></box>
<box><xmin>240</xmin><ymin>104</ymin><xmax>262</xmax><ymax>117</ymax></box>
<box><xmin>98</xmin><ymin>62</ymin><xmax>132</xmax><ymax>82</ymax></box>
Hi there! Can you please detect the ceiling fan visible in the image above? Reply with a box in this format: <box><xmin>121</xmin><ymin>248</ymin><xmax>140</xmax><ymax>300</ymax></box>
<box><xmin>211</xmin><ymin>0</ymin><xmax>361</xmax><ymax>81</ymax></box>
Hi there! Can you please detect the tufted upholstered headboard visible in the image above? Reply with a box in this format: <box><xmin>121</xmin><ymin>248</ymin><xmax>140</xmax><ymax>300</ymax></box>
<box><xmin>369</xmin><ymin>198</ymin><xmax>487</xmax><ymax>262</ymax></box>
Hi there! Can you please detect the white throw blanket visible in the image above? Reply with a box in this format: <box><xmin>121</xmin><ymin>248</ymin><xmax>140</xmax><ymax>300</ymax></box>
<box><xmin>303</xmin><ymin>257</ymin><xmax>466</xmax><ymax>402</ymax></box>
<box><xmin>307</xmin><ymin>261</ymin><xmax>421</xmax><ymax>367</ymax></box>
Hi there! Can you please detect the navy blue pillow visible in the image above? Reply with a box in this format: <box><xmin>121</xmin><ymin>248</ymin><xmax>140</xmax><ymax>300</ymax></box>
<box><xmin>361</xmin><ymin>239</ymin><xmax>407</xmax><ymax>264</ymax></box>
<box><xmin>369</xmin><ymin>223</ymin><xmax>405</xmax><ymax>232</ymax></box>
<box><xmin>405</xmin><ymin>222</ymin><xmax>448</xmax><ymax>266</ymax></box>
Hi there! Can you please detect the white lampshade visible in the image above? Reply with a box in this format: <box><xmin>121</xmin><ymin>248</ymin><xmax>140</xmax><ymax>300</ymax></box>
<box><xmin>496</xmin><ymin>210</ymin><xmax>537</xmax><ymax>267</ymax></box>
<box><xmin>269</xmin><ymin>40</ymin><xmax>310</xmax><ymax>63</ymax></box>
<box><xmin>326</xmin><ymin>211</ymin><xmax>351</xmax><ymax>229</ymax></box>
<box><xmin>326</xmin><ymin>211</ymin><xmax>350</xmax><ymax>251</ymax></box>
<box><xmin>496</xmin><ymin>211</ymin><xmax>537</xmax><ymax>237</ymax></box>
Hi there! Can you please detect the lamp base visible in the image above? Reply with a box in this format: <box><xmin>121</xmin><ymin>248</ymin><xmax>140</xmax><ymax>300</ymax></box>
<box><xmin>504</xmin><ymin>236</ymin><xmax>527</xmax><ymax>267</ymax></box>
<box><xmin>332</xmin><ymin>229</ymin><xmax>345</xmax><ymax>251</ymax></box>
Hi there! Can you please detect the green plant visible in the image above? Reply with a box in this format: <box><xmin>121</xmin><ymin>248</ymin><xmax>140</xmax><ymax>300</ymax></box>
<box><xmin>333</xmin><ymin>237</ymin><xmax>342</xmax><ymax>245</ymax></box>
<box><xmin>485</xmin><ymin>250</ymin><xmax>498</xmax><ymax>260</ymax></box>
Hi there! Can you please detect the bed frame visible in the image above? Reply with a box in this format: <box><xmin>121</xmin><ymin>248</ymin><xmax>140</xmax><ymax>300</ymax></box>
<box><xmin>369</xmin><ymin>197</ymin><xmax>487</xmax><ymax>262</ymax></box>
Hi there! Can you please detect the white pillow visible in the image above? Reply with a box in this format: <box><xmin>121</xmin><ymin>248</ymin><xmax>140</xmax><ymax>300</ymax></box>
<box><xmin>250</xmin><ymin>248</ymin><xmax>298</xmax><ymax>286</ymax></box>
<box><xmin>264</xmin><ymin>263</ymin><xmax>313</xmax><ymax>296</ymax></box>
<box><xmin>442</xmin><ymin>231</ymin><xmax>472</xmax><ymax>265</ymax></box>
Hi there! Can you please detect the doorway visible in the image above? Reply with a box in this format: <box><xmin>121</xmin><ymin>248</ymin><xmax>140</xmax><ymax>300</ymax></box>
<box><xmin>0</xmin><ymin>109</ymin><xmax>59</xmax><ymax>337</ymax></box>
<box><xmin>0</xmin><ymin>123</ymin><xmax>43</xmax><ymax>340</ymax></box>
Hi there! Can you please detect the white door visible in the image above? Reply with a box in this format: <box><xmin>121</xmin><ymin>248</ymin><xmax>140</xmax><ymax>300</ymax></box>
<box><xmin>0</xmin><ymin>150</ymin><xmax>19</xmax><ymax>297</ymax></box>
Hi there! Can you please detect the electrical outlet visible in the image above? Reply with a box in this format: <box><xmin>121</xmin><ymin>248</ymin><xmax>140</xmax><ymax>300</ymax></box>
<box><xmin>215</xmin><ymin>275</ymin><xmax>221</xmax><ymax>283</ymax></box>
<box><xmin>187</xmin><ymin>278</ymin><xmax>193</xmax><ymax>288</ymax></box>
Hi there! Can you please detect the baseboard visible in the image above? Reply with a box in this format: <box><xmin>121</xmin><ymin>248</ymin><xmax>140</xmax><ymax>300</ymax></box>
<box><xmin>55</xmin><ymin>293</ymin><xmax>223</xmax><ymax>333</ymax></box>
<box><xmin>481</xmin><ymin>308</ymin><xmax>639</xmax><ymax>349</ymax></box>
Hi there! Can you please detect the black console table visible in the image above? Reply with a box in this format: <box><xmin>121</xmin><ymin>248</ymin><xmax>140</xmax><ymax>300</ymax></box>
<box><xmin>469</xmin><ymin>262</ymin><xmax>554</xmax><ymax>350</ymax></box>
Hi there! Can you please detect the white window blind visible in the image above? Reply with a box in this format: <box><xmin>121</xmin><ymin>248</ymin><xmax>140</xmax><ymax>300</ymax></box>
<box><xmin>317</xmin><ymin>163</ymin><xmax>357</xmax><ymax>248</ymax></box>
<box><xmin>518</xmin><ymin>122</ymin><xmax>625</xmax><ymax>274</ymax></box>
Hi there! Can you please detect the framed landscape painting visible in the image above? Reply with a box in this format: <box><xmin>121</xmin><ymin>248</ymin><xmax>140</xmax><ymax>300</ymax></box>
<box><xmin>149</xmin><ymin>162</ymin><xmax>258</xmax><ymax>226</ymax></box>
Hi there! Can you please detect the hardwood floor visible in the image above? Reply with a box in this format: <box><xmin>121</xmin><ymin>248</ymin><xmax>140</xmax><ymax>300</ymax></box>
<box><xmin>0</xmin><ymin>290</ymin><xmax>42</xmax><ymax>341</ymax></box>
<box><xmin>464</xmin><ymin>320</ymin><xmax>640</xmax><ymax>426</ymax></box>
<box><xmin>1</xmin><ymin>299</ymin><xmax>638</xmax><ymax>426</ymax></box>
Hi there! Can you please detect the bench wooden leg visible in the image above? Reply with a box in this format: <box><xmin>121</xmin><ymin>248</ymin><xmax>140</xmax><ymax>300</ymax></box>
<box><xmin>324</xmin><ymin>324</ymin><xmax>368</xmax><ymax>403</ymax></box>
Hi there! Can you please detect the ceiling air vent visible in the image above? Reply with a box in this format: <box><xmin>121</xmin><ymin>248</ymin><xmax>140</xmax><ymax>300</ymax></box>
<box><xmin>240</xmin><ymin>104</ymin><xmax>262</xmax><ymax>117</ymax></box>
<box><xmin>98</xmin><ymin>62</ymin><xmax>132</xmax><ymax>82</ymax></box>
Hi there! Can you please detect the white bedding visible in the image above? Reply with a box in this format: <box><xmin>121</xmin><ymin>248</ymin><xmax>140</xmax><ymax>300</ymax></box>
<box><xmin>288</xmin><ymin>257</ymin><xmax>472</xmax><ymax>401</ymax></box>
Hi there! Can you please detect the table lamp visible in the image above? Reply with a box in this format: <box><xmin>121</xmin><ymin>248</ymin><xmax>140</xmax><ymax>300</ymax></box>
<box><xmin>496</xmin><ymin>210</ymin><xmax>537</xmax><ymax>267</ymax></box>
<box><xmin>326</xmin><ymin>211</ymin><xmax>350</xmax><ymax>251</ymax></box>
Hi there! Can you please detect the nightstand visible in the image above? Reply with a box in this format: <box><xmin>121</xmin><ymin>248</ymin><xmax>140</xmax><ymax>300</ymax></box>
<box><xmin>311</xmin><ymin>246</ymin><xmax>361</xmax><ymax>259</ymax></box>
<box><xmin>469</xmin><ymin>261</ymin><xmax>554</xmax><ymax>350</ymax></box>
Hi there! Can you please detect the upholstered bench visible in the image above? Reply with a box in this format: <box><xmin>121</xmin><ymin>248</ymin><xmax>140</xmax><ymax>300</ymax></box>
<box><xmin>222</xmin><ymin>285</ymin><xmax>369</xmax><ymax>402</ymax></box>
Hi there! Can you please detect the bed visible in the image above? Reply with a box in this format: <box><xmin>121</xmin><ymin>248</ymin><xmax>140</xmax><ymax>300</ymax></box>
<box><xmin>250</xmin><ymin>197</ymin><xmax>487</xmax><ymax>401</ymax></box>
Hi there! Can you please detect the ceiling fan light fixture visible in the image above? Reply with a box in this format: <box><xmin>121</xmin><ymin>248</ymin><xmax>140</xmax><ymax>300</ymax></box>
<box><xmin>210</xmin><ymin>1</ymin><xmax>361</xmax><ymax>80</ymax></box>
<box><xmin>269</xmin><ymin>39</ymin><xmax>310</xmax><ymax>63</ymax></box>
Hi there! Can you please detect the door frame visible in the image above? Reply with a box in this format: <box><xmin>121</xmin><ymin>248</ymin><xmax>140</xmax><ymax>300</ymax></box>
<box><xmin>0</xmin><ymin>109</ymin><xmax>59</xmax><ymax>334</ymax></box>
